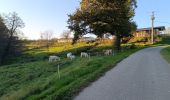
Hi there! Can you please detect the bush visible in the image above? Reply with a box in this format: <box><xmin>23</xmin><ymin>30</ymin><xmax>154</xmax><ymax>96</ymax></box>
<box><xmin>130</xmin><ymin>44</ymin><xmax>136</xmax><ymax>49</ymax></box>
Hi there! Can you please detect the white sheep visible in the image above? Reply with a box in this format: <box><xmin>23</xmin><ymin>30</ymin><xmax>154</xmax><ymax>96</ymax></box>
<box><xmin>66</xmin><ymin>52</ymin><xmax>76</xmax><ymax>60</ymax></box>
<box><xmin>67</xmin><ymin>52</ymin><xmax>72</xmax><ymax>58</ymax></box>
<box><xmin>69</xmin><ymin>55</ymin><xmax>75</xmax><ymax>60</ymax></box>
<box><xmin>104</xmin><ymin>49</ymin><xmax>112</xmax><ymax>56</ymax></box>
<box><xmin>49</xmin><ymin>56</ymin><xmax>60</xmax><ymax>62</ymax></box>
<box><xmin>81</xmin><ymin>52</ymin><xmax>90</xmax><ymax>58</ymax></box>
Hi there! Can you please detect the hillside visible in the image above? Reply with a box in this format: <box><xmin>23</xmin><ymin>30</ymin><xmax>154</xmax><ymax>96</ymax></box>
<box><xmin>0</xmin><ymin>42</ymin><xmax>144</xmax><ymax>100</ymax></box>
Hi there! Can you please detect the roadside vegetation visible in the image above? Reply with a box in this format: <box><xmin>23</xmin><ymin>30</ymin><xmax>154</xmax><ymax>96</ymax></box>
<box><xmin>161</xmin><ymin>46</ymin><xmax>170</xmax><ymax>63</ymax></box>
<box><xmin>0</xmin><ymin>42</ymin><xmax>146</xmax><ymax>100</ymax></box>
<box><xmin>155</xmin><ymin>36</ymin><xmax>170</xmax><ymax>46</ymax></box>
<box><xmin>160</xmin><ymin>36</ymin><xmax>170</xmax><ymax>63</ymax></box>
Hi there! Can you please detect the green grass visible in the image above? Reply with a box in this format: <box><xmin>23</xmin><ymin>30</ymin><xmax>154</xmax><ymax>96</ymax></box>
<box><xmin>161</xmin><ymin>46</ymin><xmax>170</xmax><ymax>63</ymax></box>
<box><xmin>5</xmin><ymin>41</ymin><xmax>113</xmax><ymax>65</ymax></box>
<box><xmin>0</xmin><ymin>44</ymin><xmax>145</xmax><ymax>100</ymax></box>
<box><xmin>159</xmin><ymin>36</ymin><xmax>170</xmax><ymax>63</ymax></box>
<box><xmin>153</xmin><ymin>36</ymin><xmax>170</xmax><ymax>46</ymax></box>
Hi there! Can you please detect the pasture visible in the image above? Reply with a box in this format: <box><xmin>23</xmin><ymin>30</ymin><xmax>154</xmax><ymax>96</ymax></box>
<box><xmin>0</xmin><ymin>41</ymin><xmax>145</xmax><ymax>100</ymax></box>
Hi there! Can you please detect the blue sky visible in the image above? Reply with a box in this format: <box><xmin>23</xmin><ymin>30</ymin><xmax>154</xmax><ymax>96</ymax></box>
<box><xmin>134</xmin><ymin>0</ymin><xmax>170</xmax><ymax>27</ymax></box>
<box><xmin>0</xmin><ymin>0</ymin><xmax>170</xmax><ymax>39</ymax></box>
<box><xmin>134</xmin><ymin>0</ymin><xmax>170</xmax><ymax>28</ymax></box>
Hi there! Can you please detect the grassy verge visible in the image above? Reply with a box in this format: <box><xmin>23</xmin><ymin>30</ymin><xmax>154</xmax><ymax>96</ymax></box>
<box><xmin>153</xmin><ymin>36</ymin><xmax>170</xmax><ymax>46</ymax></box>
<box><xmin>0</xmin><ymin>44</ymin><xmax>147</xmax><ymax>100</ymax></box>
<box><xmin>161</xmin><ymin>46</ymin><xmax>170</xmax><ymax>63</ymax></box>
<box><xmin>159</xmin><ymin>36</ymin><xmax>170</xmax><ymax>63</ymax></box>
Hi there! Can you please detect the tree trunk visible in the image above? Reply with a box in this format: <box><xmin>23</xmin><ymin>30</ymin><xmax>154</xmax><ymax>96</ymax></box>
<box><xmin>114</xmin><ymin>35</ymin><xmax>121</xmax><ymax>52</ymax></box>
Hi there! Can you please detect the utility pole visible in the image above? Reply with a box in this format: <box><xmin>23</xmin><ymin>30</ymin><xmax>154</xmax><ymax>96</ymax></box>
<box><xmin>151</xmin><ymin>12</ymin><xmax>155</xmax><ymax>44</ymax></box>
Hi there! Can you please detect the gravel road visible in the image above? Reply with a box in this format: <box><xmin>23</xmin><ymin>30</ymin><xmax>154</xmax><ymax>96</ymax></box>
<box><xmin>74</xmin><ymin>47</ymin><xmax>170</xmax><ymax>100</ymax></box>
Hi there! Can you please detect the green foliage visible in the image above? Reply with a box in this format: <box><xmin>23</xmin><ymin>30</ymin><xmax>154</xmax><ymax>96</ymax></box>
<box><xmin>68</xmin><ymin>0</ymin><xmax>137</xmax><ymax>51</ymax></box>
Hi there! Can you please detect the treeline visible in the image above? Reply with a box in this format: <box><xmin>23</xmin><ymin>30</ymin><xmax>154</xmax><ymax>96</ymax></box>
<box><xmin>0</xmin><ymin>12</ymin><xmax>24</xmax><ymax>65</ymax></box>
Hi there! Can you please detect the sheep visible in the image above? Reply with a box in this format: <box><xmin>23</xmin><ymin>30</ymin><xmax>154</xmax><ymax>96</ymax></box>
<box><xmin>81</xmin><ymin>52</ymin><xmax>90</xmax><ymax>58</ymax></box>
<box><xmin>69</xmin><ymin>55</ymin><xmax>75</xmax><ymax>60</ymax></box>
<box><xmin>49</xmin><ymin>56</ymin><xmax>60</xmax><ymax>62</ymax></box>
<box><xmin>104</xmin><ymin>49</ymin><xmax>113</xmax><ymax>56</ymax></box>
<box><xmin>66</xmin><ymin>52</ymin><xmax>76</xmax><ymax>60</ymax></box>
<box><xmin>67</xmin><ymin>52</ymin><xmax>72</xmax><ymax>58</ymax></box>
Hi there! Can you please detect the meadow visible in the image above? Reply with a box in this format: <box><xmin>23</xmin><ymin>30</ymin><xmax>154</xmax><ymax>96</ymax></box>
<box><xmin>0</xmin><ymin>41</ymin><xmax>146</xmax><ymax>100</ymax></box>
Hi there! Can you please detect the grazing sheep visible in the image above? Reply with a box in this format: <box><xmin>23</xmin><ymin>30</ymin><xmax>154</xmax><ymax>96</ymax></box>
<box><xmin>49</xmin><ymin>56</ymin><xmax>60</xmax><ymax>62</ymax></box>
<box><xmin>66</xmin><ymin>52</ymin><xmax>75</xmax><ymax>60</ymax></box>
<box><xmin>104</xmin><ymin>49</ymin><xmax>112</xmax><ymax>56</ymax></box>
<box><xmin>81</xmin><ymin>52</ymin><xmax>90</xmax><ymax>58</ymax></box>
<box><xmin>67</xmin><ymin>52</ymin><xmax>72</xmax><ymax>58</ymax></box>
<box><xmin>69</xmin><ymin>55</ymin><xmax>75</xmax><ymax>60</ymax></box>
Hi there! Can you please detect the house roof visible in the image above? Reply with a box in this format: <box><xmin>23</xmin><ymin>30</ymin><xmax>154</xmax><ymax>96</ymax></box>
<box><xmin>136</xmin><ymin>26</ymin><xmax>165</xmax><ymax>32</ymax></box>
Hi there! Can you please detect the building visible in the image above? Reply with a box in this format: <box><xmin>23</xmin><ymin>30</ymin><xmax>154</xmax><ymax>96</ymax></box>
<box><xmin>133</xmin><ymin>26</ymin><xmax>165</xmax><ymax>38</ymax></box>
<box><xmin>163</xmin><ymin>27</ymin><xmax>170</xmax><ymax>35</ymax></box>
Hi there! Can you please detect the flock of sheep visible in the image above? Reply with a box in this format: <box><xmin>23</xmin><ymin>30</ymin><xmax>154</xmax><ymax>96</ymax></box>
<box><xmin>49</xmin><ymin>49</ymin><xmax>113</xmax><ymax>62</ymax></box>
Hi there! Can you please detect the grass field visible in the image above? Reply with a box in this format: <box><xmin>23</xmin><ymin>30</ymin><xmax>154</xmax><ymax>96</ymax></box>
<box><xmin>161</xmin><ymin>46</ymin><xmax>170</xmax><ymax>63</ymax></box>
<box><xmin>160</xmin><ymin>36</ymin><xmax>170</xmax><ymax>63</ymax></box>
<box><xmin>0</xmin><ymin>41</ymin><xmax>146</xmax><ymax>100</ymax></box>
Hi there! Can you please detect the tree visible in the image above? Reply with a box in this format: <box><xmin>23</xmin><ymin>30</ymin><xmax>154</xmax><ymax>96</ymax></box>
<box><xmin>68</xmin><ymin>0</ymin><xmax>137</xmax><ymax>51</ymax></box>
<box><xmin>0</xmin><ymin>16</ymin><xmax>9</xmax><ymax>64</ymax></box>
<box><xmin>61</xmin><ymin>30</ymin><xmax>71</xmax><ymax>39</ymax></box>
<box><xmin>40</xmin><ymin>30</ymin><xmax>54</xmax><ymax>51</ymax></box>
<box><xmin>1</xmin><ymin>12</ymin><xmax>25</xmax><ymax>64</ymax></box>
<box><xmin>60</xmin><ymin>30</ymin><xmax>71</xmax><ymax>42</ymax></box>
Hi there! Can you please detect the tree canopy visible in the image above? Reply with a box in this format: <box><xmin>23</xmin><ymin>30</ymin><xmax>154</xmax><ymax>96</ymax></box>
<box><xmin>68</xmin><ymin>0</ymin><xmax>137</xmax><ymax>51</ymax></box>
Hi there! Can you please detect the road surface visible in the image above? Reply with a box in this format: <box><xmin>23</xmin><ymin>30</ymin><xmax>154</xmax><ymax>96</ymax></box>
<box><xmin>74</xmin><ymin>47</ymin><xmax>170</xmax><ymax>100</ymax></box>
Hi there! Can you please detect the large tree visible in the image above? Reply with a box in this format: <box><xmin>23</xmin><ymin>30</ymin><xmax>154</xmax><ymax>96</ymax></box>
<box><xmin>68</xmin><ymin>0</ymin><xmax>137</xmax><ymax>51</ymax></box>
<box><xmin>0</xmin><ymin>16</ymin><xmax>9</xmax><ymax>64</ymax></box>
<box><xmin>1</xmin><ymin>12</ymin><xmax>25</xmax><ymax>64</ymax></box>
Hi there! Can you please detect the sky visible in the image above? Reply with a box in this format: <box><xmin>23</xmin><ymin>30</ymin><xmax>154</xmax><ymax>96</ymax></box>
<box><xmin>0</xmin><ymin>0</ymin><xmax>170</xmax><ymax>39</ymax></box>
